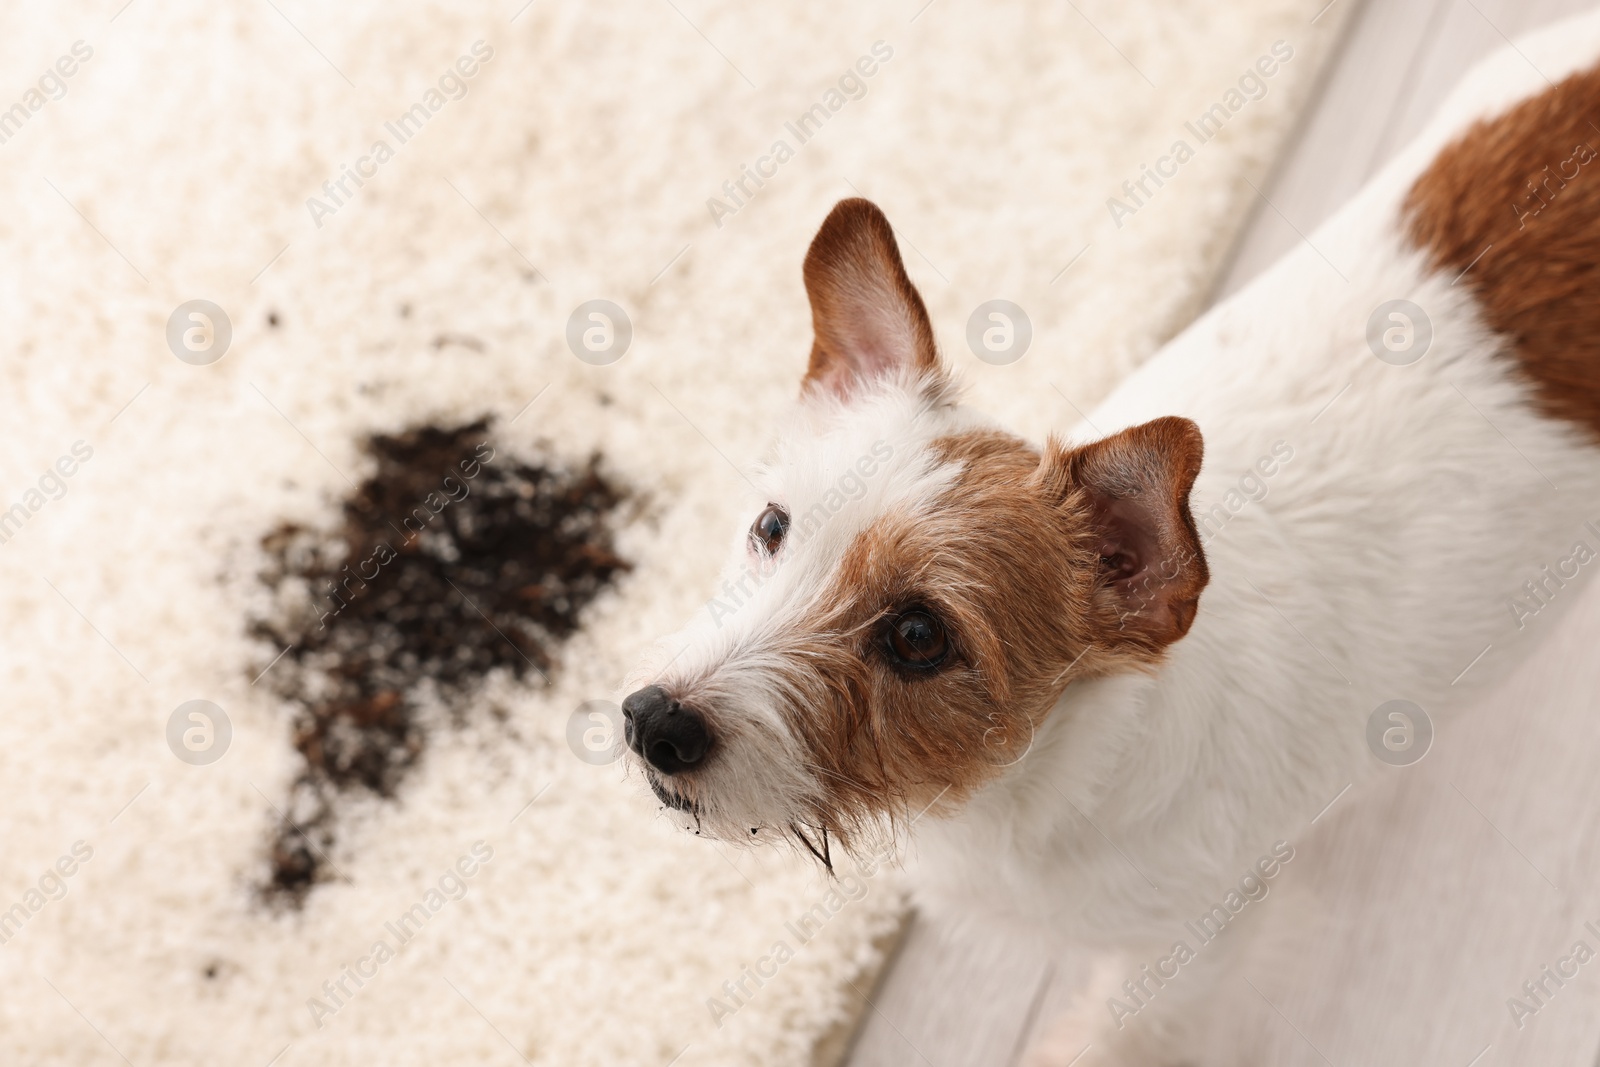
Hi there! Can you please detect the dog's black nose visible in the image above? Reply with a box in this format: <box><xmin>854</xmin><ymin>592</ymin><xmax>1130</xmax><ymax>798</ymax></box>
<box><xmin>622</xmin><ymin>685</ymin><xmax>711</xmax><ymax>775</ymax></box>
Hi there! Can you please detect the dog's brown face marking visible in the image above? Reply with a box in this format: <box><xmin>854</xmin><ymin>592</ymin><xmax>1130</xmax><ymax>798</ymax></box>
<box><xmin>755</xmin><ymin>417</ymin><xmax>1208</xmax><ymax>848</ymax></box>
<box><xmin>1404</xmin><ymin>60</ymin><xmax>1600</xmax><ymax>439</ymax></box>
<box><xmin>766</xmin><ymin>430</ymin><xmax>1092</xmax><ymax>840</ymax></box>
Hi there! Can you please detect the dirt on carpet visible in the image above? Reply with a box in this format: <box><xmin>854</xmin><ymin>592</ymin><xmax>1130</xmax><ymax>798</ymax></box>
<box><xmin>250</xmin><ymin>419</ymin><xmax>630</xmax><ymax>907</ymax></box>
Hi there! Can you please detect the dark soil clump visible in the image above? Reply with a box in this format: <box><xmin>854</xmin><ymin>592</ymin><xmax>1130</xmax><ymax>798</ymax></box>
<box><xmin>251</xmin><ymin>419</ymin><xmax>629</xmax><ymax>907</ymax></box>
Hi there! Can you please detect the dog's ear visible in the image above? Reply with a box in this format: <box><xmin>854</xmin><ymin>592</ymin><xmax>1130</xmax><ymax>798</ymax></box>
<box><xmin>801</xmin><ymin>198</ymin><xmax>942</xmax><ymax>401</ymax></box>
<box><xmin>1037</xmin><ymin>416</ymin><xmax>1209</xmax><ymax>653</ymax></box>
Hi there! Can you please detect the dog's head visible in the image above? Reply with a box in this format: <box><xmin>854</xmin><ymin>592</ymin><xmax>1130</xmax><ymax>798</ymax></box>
<box><xmin>624</xmin><ymin>199</ymin><xmax>1207</xmax><ymax>860</ymax></box>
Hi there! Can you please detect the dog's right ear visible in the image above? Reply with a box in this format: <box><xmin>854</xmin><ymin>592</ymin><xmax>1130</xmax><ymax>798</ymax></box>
<box><xmin>801</xmin><ymin>198</ymin><xmax>943</xmax><ymax>402</ymax></box>
<box><xmin>1036</xmin><ymin>416</ymin><xmax>1209</xmax><ymax>656</ymax></box>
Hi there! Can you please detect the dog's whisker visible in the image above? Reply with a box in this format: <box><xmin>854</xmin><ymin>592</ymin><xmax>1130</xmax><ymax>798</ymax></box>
<box><xmin>788</xmin><ymin>821</ymin><xmax>834</xmax><ymax>875</ymax></box>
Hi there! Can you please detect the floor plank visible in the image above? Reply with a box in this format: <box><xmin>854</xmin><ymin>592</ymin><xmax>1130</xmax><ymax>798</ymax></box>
<box><xmin>1214</xmin><ymin>0</ymin><xmax>1446</xmax><ymax>299</ymax></box>
<box><xmin>1216</xmin><ymin>0</ymin><xmax>1600</xmax><ymax>300</ymax></box>
<box><xmin>841</xmin><ymin>914</ymin><xmax>1054</xmax><ymax>1067</ymax></box>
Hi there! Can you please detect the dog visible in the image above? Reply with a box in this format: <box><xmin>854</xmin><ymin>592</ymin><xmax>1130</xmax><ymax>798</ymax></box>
<box><xmin>622</xmin><ymin>15</ymin><xmax>1600</xmax><ymax>1063</ymax></box>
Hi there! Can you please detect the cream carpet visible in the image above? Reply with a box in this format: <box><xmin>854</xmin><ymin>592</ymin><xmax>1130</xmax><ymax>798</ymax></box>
<box><xmin>0</xmin><ymin>1</ymin><xmax>1344</xmax><ymax>1064</ymax></box>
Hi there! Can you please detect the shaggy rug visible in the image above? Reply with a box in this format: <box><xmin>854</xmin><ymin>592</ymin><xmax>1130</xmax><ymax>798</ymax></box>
<box><xmin>0</xmin><ymin>1</ymin><xmax>1345</xmax><ymax>1064</ymax></box>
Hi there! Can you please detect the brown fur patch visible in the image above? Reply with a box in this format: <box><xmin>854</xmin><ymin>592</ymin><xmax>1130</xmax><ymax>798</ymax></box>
<box><xmin>773</xmin><ymin>430</ymin><xmax>1095</xmax><ymax>842</ymax></box>
<box><xmin>772</xmin><ymin>421</ymin><xmax>1208</xmax><ymax>847</ymax></box>
<box><xmin>1403</xmin><ymin>62</ymin><xmax>1600</xmax><ymax>438</ymax></box>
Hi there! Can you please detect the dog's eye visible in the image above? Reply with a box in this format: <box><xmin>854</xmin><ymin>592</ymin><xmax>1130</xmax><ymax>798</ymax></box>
<box><xmin>750</xmin><ymin>505</ymin><xmax>789</xmax><ymax>554</ymax></box>
<box><xmin>885</xmin><ymin>610</ymin><xmax>949</xmax><ymax>670</ymax></box>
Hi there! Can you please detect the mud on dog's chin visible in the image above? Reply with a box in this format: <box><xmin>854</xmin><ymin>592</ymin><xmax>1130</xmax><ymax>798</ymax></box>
<box><xmin>648</xmin><ymin>772</ymin><xmax>697</xmax><ymax>813</ymax></box>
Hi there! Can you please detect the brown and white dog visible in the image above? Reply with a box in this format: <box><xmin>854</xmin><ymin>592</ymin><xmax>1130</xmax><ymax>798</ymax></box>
<box><xmin>624</xmin><ymin>13</ymin><xmax>1600</xmax><ymax>1063</ymax></box>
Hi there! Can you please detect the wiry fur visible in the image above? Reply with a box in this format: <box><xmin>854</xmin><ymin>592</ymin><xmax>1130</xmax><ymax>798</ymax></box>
<box><xmin>628</xmin><ymin>14</ymin><xmax>1600</xmax><ymax>1065</ymax></box>
<box><xmin>632</xmin><ymin>371</ymin><xmax>1008</xmax><ymax>853</ymax></box>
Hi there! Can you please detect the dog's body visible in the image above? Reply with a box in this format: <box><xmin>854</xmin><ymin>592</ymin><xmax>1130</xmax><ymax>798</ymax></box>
<box><xmin>626</xmin><ymin>13</ymin><xmax>1600</xmax><ymax>1064</ymax></box>
<box><xmin>919</xmin><ymin>22</ymin><xmax>1600</xmax><ymax>945</ymax></box>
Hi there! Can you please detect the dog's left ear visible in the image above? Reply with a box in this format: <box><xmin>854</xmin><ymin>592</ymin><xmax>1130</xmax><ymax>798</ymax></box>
<box><xmin>1037</xmin><ymin>416</ymin><xmax>1209</xmax><ymax>653</ymax></box>
<box><xmin>800</xmin><ymin>198</ymin><xmax>943</xmax><ymax>402</ymax></box>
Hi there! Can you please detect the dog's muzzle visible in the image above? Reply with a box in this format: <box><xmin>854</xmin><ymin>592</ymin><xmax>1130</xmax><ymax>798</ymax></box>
<box><xmin>622</xmin><ymin>685</ymin><xmax>712</xmax><ymax>775</ymax></box>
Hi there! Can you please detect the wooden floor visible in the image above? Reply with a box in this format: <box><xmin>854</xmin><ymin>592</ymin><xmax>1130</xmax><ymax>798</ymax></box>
<box><xmin>842</xmin><ymin>1</ymin><xmax>1600</xmax><ymax>1064</ymax></box>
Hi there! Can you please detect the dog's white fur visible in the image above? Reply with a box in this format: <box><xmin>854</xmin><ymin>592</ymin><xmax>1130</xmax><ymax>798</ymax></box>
<box><xmin>638</xmin><ymin>378</ymin><xmax>992</xmax><ymax>841</ymax></box>
<box><xmin>636</xmin><ymin>12</ymin><xmax>1600</xmax><ymax>1063</ymax></box>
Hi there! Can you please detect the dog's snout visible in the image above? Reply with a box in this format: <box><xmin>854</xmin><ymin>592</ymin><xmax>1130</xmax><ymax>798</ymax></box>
<box><xmin>622</xmin><ymin>685</ymin><xmax>711</xmax><ymax>775</ymax></box>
